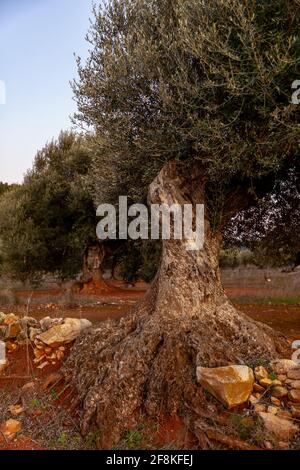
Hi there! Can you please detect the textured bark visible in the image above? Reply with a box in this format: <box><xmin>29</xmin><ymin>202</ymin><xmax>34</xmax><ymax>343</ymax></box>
<box><xmin>81</xmin><ymin>243</ymin><xmax>105</xmax><ymax>283</ymax></box>
<box><xmin>64</xmin><ymin>162</ymin><xmax>288</xmax><ymax>447</ymax></box>
<box><xmin>77</xmin><ymin>242</ymin><xmax>110</xmax><ymax>293</ymax></box>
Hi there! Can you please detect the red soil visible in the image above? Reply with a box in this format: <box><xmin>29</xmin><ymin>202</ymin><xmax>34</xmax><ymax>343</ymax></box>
<box><xmin>151</xmin><ymin>415</ymin><xmax>197</xmax><ymax>449</ymax></box>
<box><xmin>1</xmin><ymin>280</ymin><xmax>299</xmax><ymax>450</ymax></box>
<box><xmin>0</xmin><ymin>342</ymin><xmax>70</xmax><ymax>391</ymax></box>
<box><xmin>0</xmin><ymin>435</ymin><xmax>44</xmax><ymax>451</ymax></box>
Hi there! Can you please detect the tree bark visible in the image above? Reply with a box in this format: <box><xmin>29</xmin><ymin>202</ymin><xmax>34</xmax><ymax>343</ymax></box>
<box><xmin>77</xmin><ymin>242</ymin><xmax>110</xmax><ymax>293</ymax></box>
<box><xmin>64</xmin><ymin>161</ymin><xmax>288</xmax><ymax>446</ymax></box>
<box><xmin>81</xmin><ymin>243</ymin><xmax>105</xmax><ymax>284</ymax></box>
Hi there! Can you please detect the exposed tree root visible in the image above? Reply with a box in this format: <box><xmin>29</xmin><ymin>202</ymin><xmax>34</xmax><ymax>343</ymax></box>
<box><xmin>63</xmin><ymin>299</ymin><xmax>288</xmax><ymax>447</ymax></box>
<box><xmin>194</xmin><ymin>423</ymin><xmax>262</xmax><ymax>450</ymax></box>
<box><xmin>63</xmin><ymin>162</ymin><xmax>290</xmax><ymax>447</ymax></box>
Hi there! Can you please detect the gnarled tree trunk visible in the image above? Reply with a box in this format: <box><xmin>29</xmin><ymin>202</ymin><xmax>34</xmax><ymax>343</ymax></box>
<box><xmin>77</xmin><ymin>242</ymin><xmax>111</xmax><ymax>293</ymax></box>
<box><xmin>81</xmin><ymin>243</ymin><xmax>105</xmax><ymax>284</ymax></box>
<box><xmin>64</xmin><ymin>162</ymin><xmax>288</xmax><ymax>446</ymax></box>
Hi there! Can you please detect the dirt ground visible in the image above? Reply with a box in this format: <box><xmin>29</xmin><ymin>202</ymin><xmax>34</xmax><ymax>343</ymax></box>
<box><xmin>0</xmin><ymin>343</ymin><xmax>196</xmax><ymax>451</ymax></box>
<box><xmin>1</xmin><ymin>279</ymin><xmax>299</xmax><ymax>336</ymax></box>
<box><xmin>0</xmin><ymin>277</ymin><xmax>300</xmax><ymax>450</ymax></box>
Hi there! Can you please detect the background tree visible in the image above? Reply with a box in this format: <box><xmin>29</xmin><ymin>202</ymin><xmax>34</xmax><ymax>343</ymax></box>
<box><xmin>0</xmin><ymin>182</ymin><xmax>13</xmax><ymax>197</ymax></box>
<box><xmin>0</xmin><ymin>132</ymin><xmax>97</xmax><ymax>284</ymax></box>
<box><xmin>65</xmin><ymin>0</ymin><xmax>299</xmax><ymax>444</ymax></box>
<box><xmin>118</xmin><ymin>240</ymin><xmax>162</xmax><ymax>284</ymax></box>
<box><xmin>225</xmin><ymin>165</ymin><xmax>300</xmax><ymax>268</ymax></box>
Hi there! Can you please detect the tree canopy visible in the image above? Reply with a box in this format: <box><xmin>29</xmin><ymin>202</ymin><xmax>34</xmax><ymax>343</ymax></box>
<box><xmin>74</xmin><ymin>0</ymin><xmax>299</xmax><ymax>225</ymax></box>
<box><xmin>225</xmin><ymin>164</ymin><xmax>300</xmax><ymax>267</ymax></box>
<box><xmin>0</xmin><ymin>132</ymin><xmax>96</xmax><ymax>283</ymax></box>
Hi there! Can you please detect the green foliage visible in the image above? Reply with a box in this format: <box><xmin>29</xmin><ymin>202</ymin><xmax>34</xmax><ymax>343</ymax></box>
<box><xmin>225</xmin><ymin>167</ymin><xmax>300</xmax><ymax>267</ymax></box>
<box><xmin>120</xmin><ymin>240</ymin><xmax>161</xmax><ymax>283</ymax></box>
<box><xmin>29</xmin><ymin>398</ymin><xmax>42</xmax><ymax>409</ymax></box>
<box><xmin>57</xmin><ymin>432</ymin><xmax>67</xmax><ymax>446</ymax></box>
<box><xmin>229</xmin><ymin>413</ymin><xmax>259</xmax><ymax>441</ymax></box>
<box><xmin>0</xmin><ymin>183</ymin><xmax>19</xmax><ymax>272</ymax></box>
<box><xmin>0</xmin><ymin>132</ymin><xmax>96</xmax><ymax>283</ymax></box>
<box><xmin>73</xmin><ymin>0</ymin><xmax>299</xmax><ymax>227</ymax></box>
<box><xmin>120</xmin><ymin>244</ymin><xmax>142</xmax><ymax>283</ymax></box>
<box><xmin>50</xmin><ymin>389</ymin><xmax>58</xmax><ymax>400</ymax></box>
<box><xmin>2</xmin><ymin>0</ymin><xmax>299</xmax><ymax>282</ymax></box>
<box><xmin>246</xmin><ymin>358</ymin><xmax>270</xmax><ymax>370</ymax></box>
<box><xmin>85</xmin><ymin>429</ymin><xmax>102</xmax><ymax>449</ymax></box>
<box><xmin>115</xmin><ymin>426</ymin><xmax>146</xmax><ymax>450</ymax></box>
<box><xmin>139</xmin><ymin>241</ymin><xmax>162</xmax><ymax>282</ymax></box>
<box><xmin>268</xmin><ymin>371</ymin><xmax>278</xmax><ymax>381</ymax></box>
<box><xmin>0</xmin><ymin>182</ymin><xmax>14</xmax><ymax>197</ymax></box>
<box><xmin>219</xmin><ymin>247</ymin><xmax>255</xmax><ymax>268</ymax></box>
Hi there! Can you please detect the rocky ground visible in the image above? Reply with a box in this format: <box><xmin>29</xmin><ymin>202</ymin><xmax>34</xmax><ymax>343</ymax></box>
<box><xmin>0</xmin><ymin>310</ymin><xmax>196</xmax><ymax>450</ymax></box>
<box><xmin>195</xmin><ymin>361</ymin><xmax>300</xmax><ymax>450</ymax></box>
<box><xmin>0</xmin><ymin>280</ymin><xmax>300</xmax><ymax>450</ymax></box>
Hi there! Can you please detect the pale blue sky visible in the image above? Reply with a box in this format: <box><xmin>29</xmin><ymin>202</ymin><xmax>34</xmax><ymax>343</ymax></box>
<box><xmin>0</xmin><ymin>0</ymin><xmax>94</xmax><ymax>183</ymax></box>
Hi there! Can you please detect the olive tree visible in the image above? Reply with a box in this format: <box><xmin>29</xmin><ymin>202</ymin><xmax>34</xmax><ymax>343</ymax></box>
<box><xmin>65</xmin><ymin>0</ymin><xmax>299</xmax><ymax>444</ymax></box>
<box><xmin>0</xmin><ymin>132</ymin><xmax>97</xmax><ymax>284</ymax></box>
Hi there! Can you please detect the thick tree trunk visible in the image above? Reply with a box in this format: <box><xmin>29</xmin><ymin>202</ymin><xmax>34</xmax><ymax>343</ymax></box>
<box><xmin>64</xmin><ymin>162</ymin><xmax>288</xmax><ymax>446</ymax></box>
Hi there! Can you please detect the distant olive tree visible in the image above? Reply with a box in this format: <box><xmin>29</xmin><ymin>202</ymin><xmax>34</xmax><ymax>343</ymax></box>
<box><xmin>0</xmin><ymin>132</ymin><xmax>96</xmax><ymax>283</ymax></box>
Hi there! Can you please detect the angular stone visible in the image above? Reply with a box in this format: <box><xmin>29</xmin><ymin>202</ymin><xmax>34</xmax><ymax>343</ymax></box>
<box><xmin>0</xmin><ymin>419</ymin><xmax>22</xmax><ymax>438</ymax></box>
<box><xmin>21</xmin><ymin>382</ymin><xmax>36</xmax><ymax>394</ymax></box>
<box><xmin>9</xmin><ymin>404</ymin><xmax>24</xmax><ymax>416</ymax></box>
<box><xmin>19</xmin><ymin>317</ymin><xmax>39</xmax><ymax>336</ymax></box>
<box><xmin>258</xmin><ymin>412</ymin><xmax>298</xmax><ymax>441</ymax></box>
<box><xmin>17</xmin><ymin>331</ymin><xmax>28</xmax><ymax>342</ymax></box>
<box><xmin>56</xmin><ymin>350</ymin><xmax>64</xmax><ymax>361</ymax></box>
<box><xmin>271</xmin><ymin>386</ymin><xmax>288</xmax><ymax>398</ymax></box>
<box><xmin>249</xmin><ymin>395</ymin><xmax>259</xmax><ymax>406</ymax></box>
<box><xmin>271</xmin><ymin>380</ymin><xmax>282</xmax><ymax>387</ymax></box>
<box><xmin>267</xmin><ymin>405</ymin><xmax>278</xmax><ymax>415</ymax></box>
<box><xmin>37</xmin><ymin>318</ymin><xmax>92</xmax><ymax>346</ymax></box>
<box><xmin>253</xmin><ymin>383</ymin><xmax>265</xmax><ymax>393</ymax></box>
<box><xmin>196</xmin><ymin>365</ymin><xmax>254</xmax><ymax>409</ymax></box>
<box><xmin>29</xmin><ymin>328</ymin><xmax>41</xmax><ymax>342</ymax></box>
<box><xmin>277</xmin><ymin>375</ymin><xmax>287</xmax><ymax>383</ymax></box>
<box><xmin>270</xmin><ymin>359</ymin><xmax>299</xmax><ymax>375</ymax></box>
<box><xmin>33</xmin><ymin>355</ymin><xmax>46</xmax><ymax>365</ymax></box>
<box><xmin>289</xmin><ymin>380</ymin><xmax>300</xmax><ymax>390</ymax></box>
<box><xmin>270</xmin><ymin>397</ymin><xmax>281</xmax><ymax>407</ymax></box>
<box><xmin>40</xmin><ymin>316</ymin><xmax>63</xmax><ymax>332</ymax></box>
<box><xmin>285</xmin><ymin>379</ymin><xmax>294</xmax><ymax>385</ymax></box>
<box><xmin>259</xmin><ymin>378</ymin><xmax>273</xmax><ymax>388</ymax></box>
<box><xmin>287</xmin><ymin>369</ymin><xmax>300</xmax><ymax>380</ymax></box>
<box><xmin>254</xmin><ymin>366</ymin><xmax>268</xmax><ymax>381</ymax></box>
<box><xmin>5</xmin><ymin>322</ymin><xmax>21</xmax><ymax>339</ymax></box>
<box><xmin>277</xmin><ymin>410</ymin><xmax>292</xmax><ymax>421</ymax></box>
<box><xmin>278</xmin><ymin>441</ymin><xmax>289</xmax><ymax>449</ymax></box>
<box><xmin>34</xmin><ymin>348</ymin><xmax>45</xmax><ymax>359</ymax></box>
<box><xmin>291</xmin><ymin>405</ymin><xmax>300</xmax><ymax>418</ymax></box>
<box><xmin>288</xmin><ymin>389</ymin><xmax>300</xmax><ymax>403</ymax></box>
<box><xmin>3</xmin><ymin>313</ymin><xmax>19</xmax><ymax>325</ymax></box>
<box><xmin>264</xmin><ymin>441</ymin><xmax>273</xmax><ymax>450</ymax></box>
<box><xmin>254</xmin><ymin>404</ymin><xmax>267</xmax><ymax>412</ymax></box>
<box><xmin>0</xmin><ymin>312</ymin><xmax>6</xmax><ymax>324</ymax></box>
<box><xmin>37</xmin><ymin>361</ymin><xmax>49</xmax><ymax>370</ymax></box>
